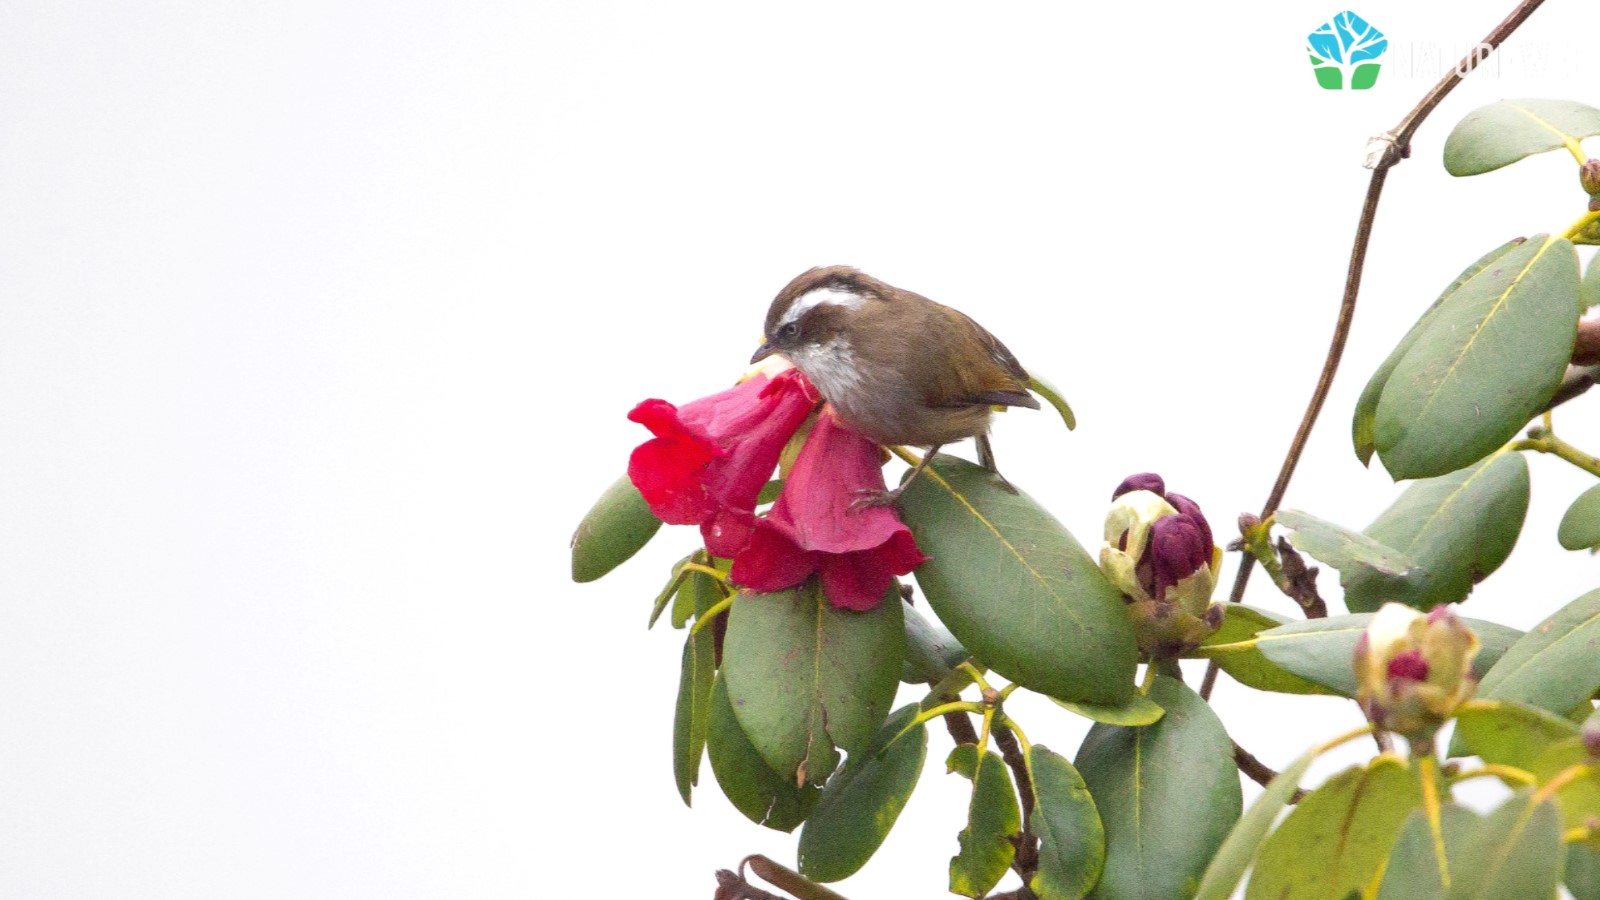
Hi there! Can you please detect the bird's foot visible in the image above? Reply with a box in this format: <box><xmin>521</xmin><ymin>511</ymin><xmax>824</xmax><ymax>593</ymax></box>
<box><xmin>849</xmin><ymin>487</ymin><xmax>901</xmax><ymax>511</ymax></box>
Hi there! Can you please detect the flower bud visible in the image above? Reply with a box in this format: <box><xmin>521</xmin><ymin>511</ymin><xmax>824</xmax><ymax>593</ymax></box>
<box><xmin>1583</xmin><ymin>159</ymin><xmax>1600</xmax><ymax>210</ymax></box>
<box><xmin>1354</xmin><ymin>603</ymin><xmax>1480</xmax><ymax>740</ymax></box>
<box><xmin>1099</xmin><ymin>474</ymin><xmax>1223</xmax><ymax>657</ymax></box>
<box><xmin>1581</xmin><ymin>710</ymin><xmax>1600</xmax><ymax>759</ymax></box>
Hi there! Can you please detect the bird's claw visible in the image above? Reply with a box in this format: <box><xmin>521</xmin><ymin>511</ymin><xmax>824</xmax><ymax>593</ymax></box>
<box><xmin>849</xmin><ymin>487</ymin><xmax>900</xmax><ymax>511</ymax></box>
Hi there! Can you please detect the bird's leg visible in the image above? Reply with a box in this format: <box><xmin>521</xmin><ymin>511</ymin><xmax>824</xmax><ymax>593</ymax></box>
<box><xmin>851</xmin><ymin>445</ymin><xmax>943</xmax><ymax>510</ymax></box>
<box><xmin>975</xmin><ymin>433</ymin><xmax>1018</xmax><ymax>494</ymax></box>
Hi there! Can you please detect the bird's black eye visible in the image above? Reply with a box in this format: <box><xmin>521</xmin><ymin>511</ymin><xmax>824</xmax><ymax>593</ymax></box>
<box><xmin>780</xmin><ymin>322</ymin><xmax>800</xmax><ymax>339</ymax></box>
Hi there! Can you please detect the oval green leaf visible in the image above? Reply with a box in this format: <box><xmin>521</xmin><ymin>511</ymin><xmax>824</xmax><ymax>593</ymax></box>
<box><xmin>1342</xmin><ymin>451</ymin><xmax>1531</xmax><ymax>612</ymax></box>
<box><xmin>899</xmin><ymin>456</ymin><xmax>1137</xmax><ymax>705</ymax></box>
<box><xmin>1450</xmin><ymin>698</ymin><xmax>1580</xmax><ymax>766</ymax></box>
<box><xmin>1529</xmin><ymin>737</ymin><xmax>1600</xmax><ymax>830</ymax></box>
<box><xmin>1191</xmin><ymin>605</ymin><xmax>1335</xmax><ymax>696</ymax></box>
<box><xmin>1375</xmin><ymin>803</ymin><xmax>1481</xmax><ymax>900</ymax></box>
<box><xmin>798</xmin><ymin>704</ymin><xmax>929</xmax><ymax>882</ymax></box>
<box><xmin>1254</xmin><ymin>613</ymin><xmax>1522</xmax><ymax>697</ymax></box>
<box><xmin>706</xmin><ymin>674</ymin><xmax>819</xmax><ymax>831</ymax></box>
<box><xmin>1373</xmin><ymin>236</ymin><xmax>1580</xmax><ymax>480</ymax></box>
<box><xmin>721</xmin><ymin>582</ymin><xmax>904</xmax><ymax>786</ymax></box>
<box><xmin>1246</xmin><ymin>755</ymin><xmax>1420</xmax><ymax>900</ymax></box>
<box><xmin>570</xmin><ymin>474</ymin><xmax>662</xmax><ymax>582</ymax></box>
<box><xmin>1026</xmin><ymin>744</ymin><xmax>1105</xmax><ymax>900</ymax></box>
<box><xmin>901</xmin><ymin>600</ymin><xmax>968</xmax><ymax>683</ymax></box>
<box><xmin>1560</xmin><ymin>484</ymin><xmax>1600</xmax><ymax>550</ymax></box>
<box><xmin>672</xmin><ymin>571</ymin><xmax>720</xmax><ymax>804</ymax></box>
<box><xmin>1473</xmin><ymin>586</ymin><xmax>1600</xmax><ymax>720</ymax></box>
<box><xmin>1444</xmin><ymin>98</ymin><xmax>1600</xmax><ymax>176</ymax></box>
<box><xmin>1077</xmin><ymin>676</ymin><xmax>1241</xmax><ymax>900</ymax></box>
<box><xmin>1446</xmin><ymin>789</ymin><xmax>1564</xmax><ymax>900</ymax></box>
<box><xmin>1277</xmin><ymin>509</ymin><xmax>1414</xmax><ymax>577</ymax></box>
<box><xmin>947</xmin><ymin>744</ymin><xmax>1021</xmax><ymax>899</ymax></box>
<box><xmin>1049</xmin><ymin>691</ymin><xmax>1167</xmax><ymax>726</ymax></box>
<box><xmin>1354</xmin><ymin>239</ymin><xmax>1527</xmax><ymax>465</ymax></box>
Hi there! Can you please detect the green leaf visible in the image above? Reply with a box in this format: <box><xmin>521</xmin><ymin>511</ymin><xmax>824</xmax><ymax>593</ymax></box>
<box><xmin>1194</xmin><ymin>744</ymin><xmax>1316</xmax><ymax>900</ymax></box>
<box><xmin>1568</xmin><ymin>844</ymin><xmax>1600</xmax><ymax>900</ymax></box>
<box><xmin>1341</xmin><ymin>452</ymin><xmax>1531</xmax><ymax>612</ymax></box>
<box><xmin>1027</xmin><ymin>373</ymin><xmax>1077</xmax><ymax>430</ymax></box>
<box><xmin>672</xmin><ymin>571</ymin><xmax>720</xmax><ymax>804</ymax></box>
<box><xmin>570</xmin><ymin>475</ymin><xmax>662</xmax><ymax>582</ymax></box>
<box><xmin>1529</xmin><ymin>737</ymin><xmax>1600</xmax><ymax>831</ymax></box>
<box><xmin>1376</xmin><ymin>803</ymin><xmax>1481</xmax><ymax>900</ymax></box>
<box><xmin>1077</xmin><ymin>676</ymin><xmax>1241</xmax><ymax>900</ymax></box>
<box><xmin>798</xmin><ymin>704</ymin><xmax>929</xmax><ymax>882</ymax></box>
<box><xmin>1373</xmin><ymin>236</ymin><xmax>1580</xmax><ymax>480</ymax></box>
<box><xmin>1446</xmin><ymin>789</ymin><xmax>1564</xmax><ymax>900</ymax></box>
<box><xmin>899</xmin><ymin>456</ymin><xmax>1137</xmax><ymax>705</ymax></box>
<box><xmin>1191</xmin><ymin>605</ymin><xmax>1335</xmax><ymax>696</ymax></box>
<box><xmin>1473</xmin><ymin>586</ymin><xmax>1600</xmax><ymax>720</ymax></box>
<box><xmin>901</xmin><ymin>600</ymin><xmax>968</xmax><ymax>683</ymax></box>
<box><xmin>946</xmin><ymin>744</ymin><xmax>1022</xmax><ymax>899</ymax></box>
<box><xmin>1026</xmin><ymin>744</ymin><xmax>1105</xmax><ymax>900</ymax></box>
<box><xmin>721</xmin><ymin>582</ymin><xmax>904</xmax><ymax>786</ymax></box>
<box><xmin>1276</xmin><ymin>509</ymin><xmax>1414</xmax><ymax>577</ymax></box>
<box><xmin>1450</xmin><ymin>698</ymin><xmax>1580</xmax><ymax>766</ymax></box>
<box><xmin>705</xmin><ymin>674</ymin><xmax>819</xmax><ymax>831</ymax></box>
<box><xmin>1246</xmin><ymin>755</ymin><xmax>1421</xmax><ymax>900</ymax></box>
<box><xmin>1444</xmin><ymin>99</ymin><xmax>1600</xmax><ymax>176</ymax></box>
<box><xmin>1049</xmin><ymin>691</ymin><xmax>1166</xmax><ymax>726</ymax></box>
<box><xmin>671</xmin><ymin>565</ymin><xmax>722</xmax><ymax>629</ymax></box>
<box><xmin>1354</xmin><ymin>239</ymin><xmax>1528</xmax><ymax>465</ymax></box>
<box><xmin>1584</xmin><ymin>253</ymin><xmax>1600</xmax><ymax>310</ymax></box>
<box><xmin>1560</xmin><ymin>484</ymin><xmax>1600</xmax><ymax>550</ymax></box>
<box><xmin>1253</xmin><ymin>614</ymin><xmax>1522</xmax><ymax>698</ymax></box>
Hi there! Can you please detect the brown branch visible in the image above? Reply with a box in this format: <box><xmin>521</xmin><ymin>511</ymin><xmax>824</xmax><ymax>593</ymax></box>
<box><xmin>1205</xmin><ymin>0</ymin><xmax>1550</xmax><ymax>702</ymax></box>
<box><xmin>1275</xmin><ymin>536</ymin><xmax>1327</xmax><ymax>619</ymax></box>
<box><xmin>991</xmin><ymin>721</ymin><xmax>1039</xmax><ymax>879</ymax></box>
<box><xmin>1233</xmin><ymin>740</ymin><xmax>1308</xmax><ymax>804</ymax></box>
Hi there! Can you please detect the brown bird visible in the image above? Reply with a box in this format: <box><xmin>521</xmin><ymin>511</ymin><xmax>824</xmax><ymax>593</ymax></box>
<box><xmin>750</xmin><ymin>266</ymin><xmax>1039</xmax><ymax>505</ymax></box>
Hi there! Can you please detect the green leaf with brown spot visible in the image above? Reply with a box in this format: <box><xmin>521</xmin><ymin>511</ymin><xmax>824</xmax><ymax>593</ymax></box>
<box><xmin>1444</xmin><ymin>99</ymin><xmax>1600</xmax><ymax>176</ymax></box>
<box><xmin>721</xmin><ymin>582</ymin><xmax>903</xmax><ymax>786</ymax></box>
<box><xmin>1246</xmin><ymin>755</ymin><xmax>1421</xmax><ymax>900</ymax></box>
<box><xmin>947</xmin><ymin>744</ymin><xmax>1021</xmax><ymax>898</ymax></box>
<box><xmin>798</xmin><ymin>704</ymin><xmax>928</xmax><ymax>882</ymax></box>
<box><xmin>1026</xmin><ymin>744</ymin><xmax>1104</xmax><ymax>900</ymax></box>
<box><xmin>705</xmin><ymin>674</ymin><xmax>819</xmax><ymax>831</ymax></box>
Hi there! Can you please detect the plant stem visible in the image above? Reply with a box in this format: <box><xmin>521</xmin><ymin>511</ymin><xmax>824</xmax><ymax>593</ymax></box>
<box><xmin>1207</xmin><ymin>0</ymin><xmax>1551</xmax><ymax>701</ymax></box>
<box><xmin>1513</xmin><ymin>428</ymin><xmax>1600</xmax><ymax>478</ymax></box>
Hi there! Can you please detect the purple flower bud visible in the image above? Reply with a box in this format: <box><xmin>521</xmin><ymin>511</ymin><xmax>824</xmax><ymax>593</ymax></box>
<box><xmin>1147</xmin><ymin>514</ymin><xmax>1211</xmax><ymax>601</ymax></box>
<box><xmin>1582</xmin><ymin>714</ymin><xmax>1600</xmax><ymax>759</ymax></box>
<box><xmin>1583</xmin><ymin>159</ymin><xmax>1600</xmax><ymax>196</ymax></box>
<box><xmin>1165</xmin><ymin>493</ymin><xmax>1213</xmax><ymax>555</ymax></box>
<box><xmin>1387</xmin><ymin>649</ymin><xmax>1430</xmax><ymax>683</ymax></box>
<box><xmin>1112</xmin><ymin>473</ymin><xmax>1165</xmax><ymax>501</ymax></box>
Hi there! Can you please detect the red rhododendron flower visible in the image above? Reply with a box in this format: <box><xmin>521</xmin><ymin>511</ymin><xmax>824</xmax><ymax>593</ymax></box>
<box><xmin>731</xmin><ymin>410</ymin><xmax>927</xmax><ymax>611</ymax></box>
<box><xmin>627</xmin><ymin>367</ymin><xmax>818</xmax><ymax>557</ymax></box>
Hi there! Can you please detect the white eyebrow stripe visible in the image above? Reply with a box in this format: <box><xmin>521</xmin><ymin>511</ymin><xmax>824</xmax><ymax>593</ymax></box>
<box><xmin>779</xmin><ymin>287</ymin><xmax>864</xmax><ymax>328</ymax></box>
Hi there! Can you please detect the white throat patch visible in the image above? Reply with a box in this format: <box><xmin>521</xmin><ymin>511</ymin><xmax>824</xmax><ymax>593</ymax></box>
<box><xmin>779</xmin><ymin>286</ymin><xmax>864</xmax><ymax>329</ymax></box>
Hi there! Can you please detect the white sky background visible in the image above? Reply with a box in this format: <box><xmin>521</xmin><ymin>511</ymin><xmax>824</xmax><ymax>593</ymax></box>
<box><xmin>3</xmin><ymin>1</ymin><xmax>1598</xmax><ymax>897</ymax></box>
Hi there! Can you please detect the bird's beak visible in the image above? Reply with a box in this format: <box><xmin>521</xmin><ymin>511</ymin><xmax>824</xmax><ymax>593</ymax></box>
<box><xmin>750</xmin><ymin>340</ymin><xmax>777</xmax><ymax>364</ymax></box>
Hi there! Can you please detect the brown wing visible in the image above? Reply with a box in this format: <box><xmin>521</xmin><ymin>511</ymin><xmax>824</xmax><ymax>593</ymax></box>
<box><xmin>924</xmin><ymin>309</ymin><xmax>1041</xmax><ymax>410</ymax></box>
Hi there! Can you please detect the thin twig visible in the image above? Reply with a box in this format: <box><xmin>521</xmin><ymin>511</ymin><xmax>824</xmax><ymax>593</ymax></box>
<box><xmin>1233</xmin><ymin>740</ymin><xmax>1309</xmax><ymax>803</ymax></box>
<box><xmin>1205</xmin><ymin>0</ymin><xmax>1550</xmax><ymax>702</ymax></box>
